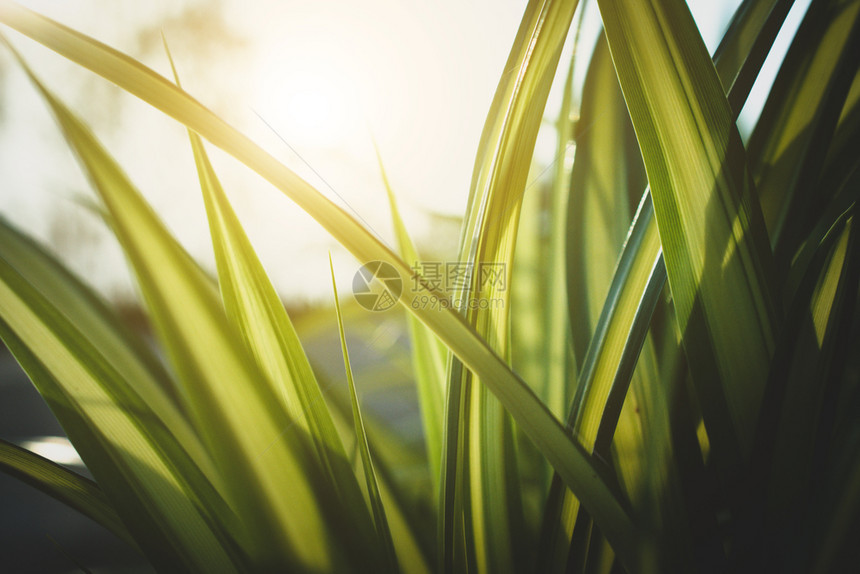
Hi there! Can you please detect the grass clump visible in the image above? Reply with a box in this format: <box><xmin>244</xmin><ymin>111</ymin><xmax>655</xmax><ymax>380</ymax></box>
<box><xmin>0</xmin><ymin>0</ymin><xmax>859</xmax><ymax>572</ymax></box>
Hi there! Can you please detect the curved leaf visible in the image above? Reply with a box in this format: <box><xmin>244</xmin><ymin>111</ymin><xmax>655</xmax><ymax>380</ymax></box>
<box><xmin>0</xmin><ymin>234</ymin><xmax>240</xmax><ymax>572</ymax></box>
<box><xmin>172</xmin><ymin>45</ymin><xmax>382</xmax><ymax>563</ymax></box>
<box><xmin>595</xmin><ymin>0</ymin><xmax>780</xmax><ymax>477</ymax></box>
<box><xmin>544</xmin><ymin>0</ymin><xmax>792</xmax><ymax>570</ymax></box>
<box><xmin>331</xmin><ymin>260</ymin><xmax>398</xmax><ymax>572</ymax></box>
<box><xmin>377</xmin><ymin>154</ymin><xmax>446</xmax><ymax>492</ymax></box>
<box><xmin>445</xmin><ymin>0</ymin><xmax>581</xmax><ymax>570</ymax></box>
<box><xmin>0</xmin><ymin>2</ymin><xmax>637</xmax><ymax>567</ymax></box>
<box><xmin>747</xmin><ymin>0</ymin><xmax>860</xmax><ymax>266</ymax></box>
<box><xmin>0</xmin><ymin>439</ymin><xmax>135</xmax><ymax>549</ymax></box>
<box><xmin>20</xmin><ymin>56</ymin><xmax>355</xmax><ymax>572</ymax></box>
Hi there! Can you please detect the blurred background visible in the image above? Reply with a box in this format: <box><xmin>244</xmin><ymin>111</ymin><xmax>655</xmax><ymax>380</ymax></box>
<box><xmin>0</xmin><ymin>0</ymin><xmax>809</xmax><ymax>570</ymax></box>
<box><xmin>0</xmin><ymin>0</ymin><xmax>762</xmax><ymax>305</ymax></box>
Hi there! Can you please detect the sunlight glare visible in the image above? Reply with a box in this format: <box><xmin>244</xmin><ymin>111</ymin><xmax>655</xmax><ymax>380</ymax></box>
<box><xmin>20</xmin><ymin>436</ymin><xmax>85</xmax><ymax>467</ymax></box>
<box><xmin>285</xmin><ymin>83</ymin><xmax>350</xmax><ymax>145</ymax></box>
<box><xmin>255</xmin><ymin>46</ymin><xmax>364</xmax><ymax>149</ymax></box>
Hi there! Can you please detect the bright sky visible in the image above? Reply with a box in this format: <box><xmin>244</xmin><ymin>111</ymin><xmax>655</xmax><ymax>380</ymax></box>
<box><xmin>0</xmin><ymin>0</ymin><xmax>807</xmax><ymax>304</ymax></box>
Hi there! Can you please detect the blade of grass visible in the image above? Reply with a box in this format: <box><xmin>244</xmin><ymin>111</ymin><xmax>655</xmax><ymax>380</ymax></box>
<box><xmin>782</xmin><ymin>66</ymin><xmax>860</xmax><ymax>289</ymax></box>
<box><xmin>782</xmin><ymin>68</ymin><xmax>860</xmax><ymax>293</ymax></box>
<box><xmin>714</xmin><ymin>0</ymin><xmax>796</xmax><ymax>114</ymax></box>
<box><xmin>0</xmin><ymin>439</ymin><xmax>135</xmax><ymax>549</ymax></box>
<box><xmin>739</xmin><ymin>207</ymin><xmax>859</xmax><ymax>571</ymax></box>
<box><xmin>786</xmin><ymin>161</ymin><xmax>860</xmax><ymax>302</ymax></box>
<box><xmin>747</xmin><ymin>0</ymin><xmax>860</xmax><ymax>267</ymax></box>
<box><xmin>509</xmin><ymin>140</ymin><xmax>554</xmax><ymax>538</ymax></box>
<box><xmin>438</xmin><ymin>358</ymin><xmax>474</xmax><ymax>573</ymax></box>
<box><xmin>444</xmin><ymin>1</ymin><xmax>581</xmax><ymax>571</ymax></box>
<box><xmin>570</xmin><ymin>0</ymin><xmax>792</xmax><ymax>478</ymax></box>
<box><xmin>377</xmin><ymin>153</ymin><xmax>447</xmax><ymax>493</ymax></box>
<box><xmin>0</xmin><ymin>210</ymin><xmax>218</xmax><ymax>485</ymax></box>
<box><xmin>0</xmin><ymin>7</ymin><xmax>638</xmax><ymax>568</ymax></box>
<box><xmin>330</xmin><ymin>257</ymin><xmax>398</xmax><ymax>573</ymax></box>
<box><xmin>571</xmin><ymin>0</ymin><xmax>794</xmax><ymax>436</ymax></box>
<box><xmin>320</xmin><ymin>367</ymin><xmax>436</xmax><ymax>574</ymax></box>
<box><xmin>539</xmin><ymin>0</ymin><xmax>589</xmax><ymax>421</ymax></box>
<box><xmin>564</xmin><ymin>30</ymin><xmax>653</xmax><ymax>484</ymax></box>
<box><xmin>0</xmin><ymin>218</ymin><xmax>241</xmax><ymax>572</ymax></box>
<box><xmin>787</xmin><ymin>206</ymin><xmax>860</xmax><ymax>573</ymax></box>
<box><xmin>566</xmin><ymin>35</ymin><xmax>643</xmax><ymax>363</ymax></box>
<box><xmin>344</xmin><ymin>408</ymin><xmax>436</xmax><ymax>574</ymax></box>
<box><xmin>546</xmin><ymin>193</ymin><xmax>669</xmax><ymax>572</ymax></box>
<box><xmin>557</xmin><ymin>39</ymin><xmax>649</xmax><ymax>573</ymax></box>
<box><xmin>543</xmin><ymin>1</ymin><xmax>791</xmax><ymax>569</ymax></box>
<box><xmin>595</xmin><ymin>0</ymin><xmax>780</xmax><ymax>484</ymax></box>
<box><xmin>169</xmin><ymin>48</ymin><xmax>382</xmax><ymax>563</ymax></box>
<box><xmin>17</xmin><ymin>54</ymin><xmax>369</xmax><ymax>571</ymax></box>
<box><xmin>818</xmin><ymin>68</ymin><xmax>860</xmax><ymax>193</ymax></box>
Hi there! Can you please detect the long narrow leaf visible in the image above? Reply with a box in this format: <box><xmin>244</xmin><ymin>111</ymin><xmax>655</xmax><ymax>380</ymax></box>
<box><xmin>566</xmin><ymin>35</ymin><xmax>643</xmax><ymax>361</ymax></box>
<box><xmin>18</xmin><ymin>54</ymin><xmax>364</xmax><ymax>571</ymax></box>
<box><xmin>748</xmin><ymin>0</ymin><xmax>860</xmax><ymax>265</ymax></box>
<box><xmin>595</xmin><ymin>0</ymin><xmax>780</xmax><ymax>478</ymax></box>
<box><xmin>0</xmin><ymin>5</ymin><xmax>638</xmax><ymax>567</ymax></box>
<box><xmin>0</xmin><ymin>211</ymin><xmax>240</xmax><ymax>571</ymax></box>
<box><xmin>0</xmin><ymin>439</ymin><xmax>135</xmax><ymax>549</ymax></box>
<box><xmin>740</xmin><ymin>207</ymin><xmax>859</xmax><ymax>571</ymax></box>
<box><xmin>377</xmin><ymin>154</ymin><xmax>447</xmax><ymax>492</ymax></box>
<box><xmin>544</xmin><ymin>0</ymin><xmax>792</xmax><ymax>569</ymax></box>
<box><xmin>168</xmin><ymin>48</ymin><xmax>382</xmax><ymax>563</ymax></box>
<box><xmin>320</xmin><ymin>366</ymin><xmax>436</xmax><ymax>573</ymax></box>
<box><xmin>330</xmin><ymin>258</ymin><xmax>398</xmax><ymax>572</ymax></box>
<box><xmin>444</xmin><ymin>1</ymin><xmax>581</xmax><ymax>571</ymax></box>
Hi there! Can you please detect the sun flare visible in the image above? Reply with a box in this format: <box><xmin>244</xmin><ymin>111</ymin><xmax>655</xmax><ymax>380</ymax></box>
<box><xmin>257</xmin><ymin>60</ymin><xmax>360</xmax><ymax>148</ymax></box>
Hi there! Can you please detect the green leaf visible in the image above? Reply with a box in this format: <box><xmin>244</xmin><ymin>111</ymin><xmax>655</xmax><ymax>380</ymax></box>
<box><xmin>713</xmin><ymin>0</ymin><xmax>795</xmax><ymax>114</ymax></box>
<box><xmin>747</xmin><ymin>0</ymin><xmax>860</xmax><ymax>266</ymax></box>
<box><xmin>323</xmin><ymin>374</ymin><xmax>436</xmax><ymax>574</ymax></box>
<box><xmin>567</xmin><ymin>35</ymin><xmax>645</xmax><ymax>362</ymax></box>
<box><xmin>741</xmin><ymin>206</ymin><xmax>860</xmax><ymax>570</ymax></box>
<box><xmin>546</xmin><ymin>192</ymin><xmax>669</xmax><ymax>572</ymax></box>
<box><xmin>542</xmin><ymin>1</ymin><xmax>790</xmax><ymax>569</ymax></box>
<box><xmin>786</xmin><ymin>162</ymin><xmax>860</xmax><ymax>302</ymax></box>
<box><xmin>539</xmin><ymin>4</ymin><xmax>588</xmax><ymax>420</ymax></box>
<box><xmin>443</xmin><ymin>0</ymin><xmax>582</xmax><ymax>571</ymax></box>
<box><xmin>377</xmin><ymin>152</ymin><xmax>446</xmax><ymax>493</ymax></box>
<box><xmin>0</xmin><ymin>5</ymin><xmax>638</xmax><ymax>568</ymax></box>
<box><xmin>595</xmin><ymin>0</ymin><xmax>780</xmax><ymax>477</ymax></box>
<box><xmin>555</xmin><ymin>36</ymin><xmax>652</xmax><ymax>574</ymax></box>
<box><xmin>330</xmin><ymin>257</ymin><xmax>398</xmax><ymax>572</ymax></box>
<box><xmin>167</xmin><ymin>47</ymin><xmax>382</xmax><ymax>566</ymax></box>
<box><xmin>0</xmin><ymin>218</ymin><xmax>240</xmax><ymax>572</ymax></box>
<box><xmin>16</xmin><ymin>50</ymin><xmax>367</xmax><ymax>571</ymax></box>
<box><xmin>819</xmin><ymin>68</ymin><xmax>860</xmax><ymax>194</ymax></box>
<box><xmin>534</xmin><ymin>1</ymin><xmax>794</xmax><ymax>569</ymax></box>
<box><xmin>564</xmin><ymin>34</ymin><xmax>655</xmax><ymax>457</ymax></box>
<box><xmin>0</xmin><ymin>439</ymin><xmax>135</xmax><ymax>549</ymax></box>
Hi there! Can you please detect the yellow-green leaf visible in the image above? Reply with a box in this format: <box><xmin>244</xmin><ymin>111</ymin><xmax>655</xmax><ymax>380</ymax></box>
<box><xmin>19</xmin><ymin>56</ymin><xmax>356</xmax><ymax>571</ymax></box>
<box><xmin>377</xmin><ymin>153</ymin><xmax>447</xmax><ymax>492</ymax></box>
<box><xmin>0</xmin><ymin>5</ymin><xmax>637</xmax><ymax>567</ymax></box>
<box><xmin>331</xmin><ymin>258</ymin><xmax>399</xmax><ymax>572</ymax></box>
<box><xmin>748</xmin><ymin>0</ymin><xmax>860</xmax><ymax>262</ymax></box>
<box><xmin>0</xmin><ymin>439</ymin><xmax>135</xmax><ymax>550</ymax></box>
<box><xmin>595</xmin><ymin>0</ymin><xmax>780</xmax><ymax>473</ymax></box>
<box><xmin>444</xmin><ymin>1</ymin><xmax>581</xmax><ymax>571</ymax></box>
<box><xmin>170</xmin><ymin>42</ymin><xmax>382</xmax><ymax>561</ymax></box>
<box><xmin>0</xmin><ymin>218</ymin><xmax>239</xmax><ymax>572</ymax></box>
